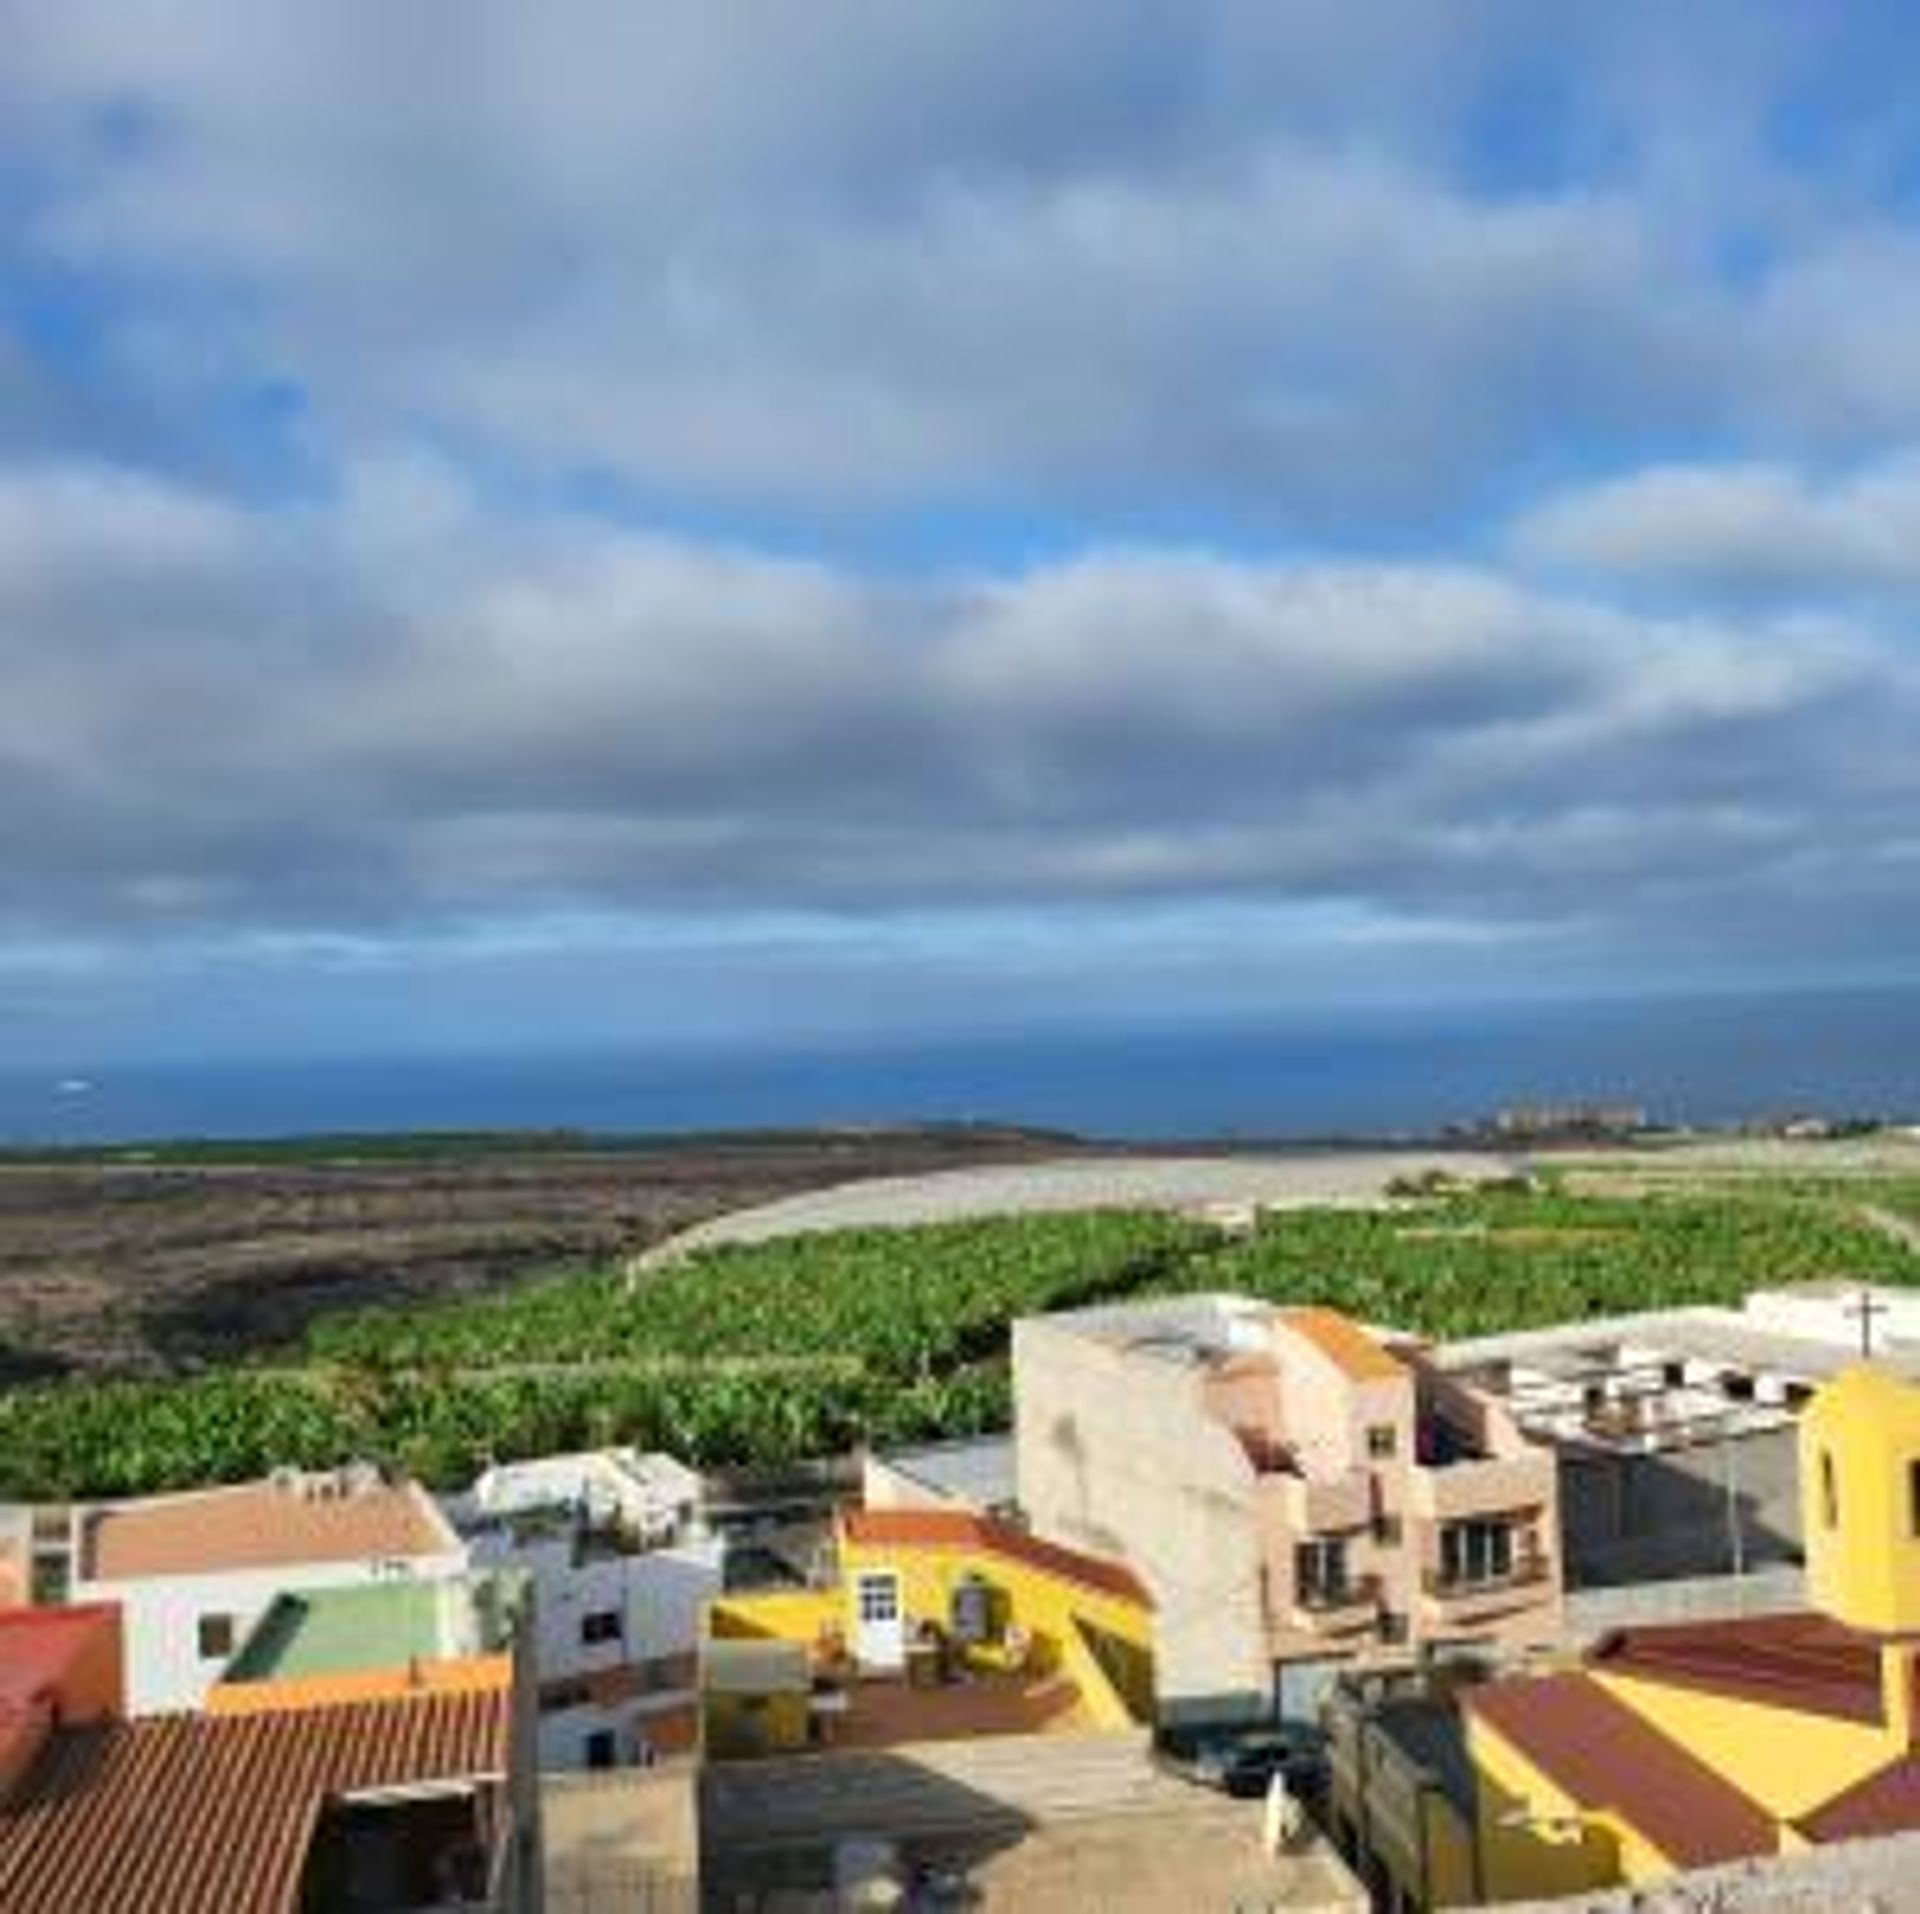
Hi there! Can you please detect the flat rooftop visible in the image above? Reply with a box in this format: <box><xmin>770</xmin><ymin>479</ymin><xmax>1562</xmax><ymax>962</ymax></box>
<box><xmin>1030</xmin><ymin>1291</ymin><xmax>1279</xmax><ymax>1364</ymax></box>
<box><xmin>831</xmin><ymin>1669</ymin><xmax>1085</xmax><ymax>1752</ymax></box>
<box><xmin>222</xmin><ymin>1571</ymin><xmax>522</xmax><ymax>1684</ymax></box>
<box><xmin>875</xmin><ymin>1435</ymin><xmax>1016</xmax><ymax>1512</ymax></box>
<box><xmin>1442</xmin><ymin>1297</ymin><xmax>1920</xmax><ymax>1391</ymax></box>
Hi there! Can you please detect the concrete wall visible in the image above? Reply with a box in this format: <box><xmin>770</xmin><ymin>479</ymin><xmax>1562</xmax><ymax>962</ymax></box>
<box><xmin>73</xmin><ymin>1547</ymin><xmax>467</xmax><ymax>1716</ymax></box>
<box><xmin>1498</xmin><ymin>1827</ymin><xmax>1920</xmax><ymax>1913</ymax></box>
<box><xmin>1014</xmin><ymin>1315</ymin><xmax>1271</xmax><ymax>1719</ymax></box>
<box><xmin>1560</xmin><ymin>1430</ymin><xmax>1802</xmax><ymax>1589</ymax></box>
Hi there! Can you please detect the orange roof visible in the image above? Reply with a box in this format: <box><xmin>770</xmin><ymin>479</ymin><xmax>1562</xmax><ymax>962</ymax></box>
<box><xmin>840</xmin><ymin>1508</ymin><xmax>1151</xmax><ymax>1608</ymax></box>
<box><xmin>1277</xmin><ymin>1306</ymin><xmax>1405</xmax><ymax>1382</ymax></box>
<box><xmin>79</xmin><ymin>1474</ymin><xmax>455</xmax><ymax>1582</ymax></box>
<box><xmin>1465</xmin><ymin>1671</ymin><xmax>1775</xmax><ymax>1869</ymax></box>
<box><xmin>0</xmin><ymin>1687</ymin><xmax>509</xmax><ymax>1913</ymax></box>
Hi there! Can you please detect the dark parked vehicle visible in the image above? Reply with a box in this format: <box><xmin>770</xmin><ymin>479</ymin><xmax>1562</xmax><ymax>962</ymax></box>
<box><xmin>1157</xmin><ymin>1723</ymin><xmax>1328</xmax><ymax>1800</ymax></box>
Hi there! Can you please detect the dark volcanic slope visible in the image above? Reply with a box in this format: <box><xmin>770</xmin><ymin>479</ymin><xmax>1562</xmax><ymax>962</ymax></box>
<box><xmin>0</xmin><ymin>1130</ymin><xmax>1076</xmax><ymax>1378</ymax></box>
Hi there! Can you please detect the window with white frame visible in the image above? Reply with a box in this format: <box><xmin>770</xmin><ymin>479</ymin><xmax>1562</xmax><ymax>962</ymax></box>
<box><xmin>1439</xmin><ymin>1519</ymin><xmax>1514</xmax><ymax>1588</ymax></box>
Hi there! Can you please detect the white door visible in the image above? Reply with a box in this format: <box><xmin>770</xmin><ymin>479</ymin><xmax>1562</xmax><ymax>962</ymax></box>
<box><xmin>853</xmin><ymin>1570</ymin><xmax>905</xmax><ymax>1671</ymax></box>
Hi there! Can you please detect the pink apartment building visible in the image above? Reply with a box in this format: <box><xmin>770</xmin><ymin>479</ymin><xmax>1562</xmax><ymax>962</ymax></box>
<box><xmin>1013</xmin><ymin>1295</ymin><xmax>1562</xmax><ymax>1724</ymax></box>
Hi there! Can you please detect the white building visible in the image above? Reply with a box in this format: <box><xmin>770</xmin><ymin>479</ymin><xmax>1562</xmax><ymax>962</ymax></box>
<box><xmin>67</xmin><ymin>1464</ymin><xmax>467</xmax><ymax>1715</ymax></box>
<box><xmin>1436</xmin><ymin>1281</ymin><xmax>1920</xmax><ymax>1585</ymax></box>
<box><xmin>450</xmin><ymin>1448</ymin><xmax>724</xmax><ymax>1769</ymax></box>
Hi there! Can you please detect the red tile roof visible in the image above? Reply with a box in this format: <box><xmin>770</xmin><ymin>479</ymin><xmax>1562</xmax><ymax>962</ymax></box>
<box><xmin>1465</xmin><ymin>1671</ymin><xmax>1776</xmax><ymax>1869</ymax></box>
<box><xmin>1276</xmin><ymin>1307</ymin><xmax>1405</xmax><ymax>1383</ymax></box>
<box><xmin>78</xmin><ymin>1473</ymin><xmax>456</xmax><ymax>1582</ymax></box>
<box><xmin>0</xmin><ymin>1605</ymin><xmax>119</xmax><ymax>1714</ymax></box>
<box><xmin>0</xmin><ymin>1687</ymin><xmax>509</xmax><ymax>1913</ymax></box>
<box><xmin>840</xmin><ymin>1508</ymin><xmax>1152</xmax><ymax>1608</ymax></box>
<box><xmin>1590</xmin><ymin>1610</ymin><xmax>1892</xmax><ymax>1726</ymax></box>
<box><xmin>1798</xmin><ymin>1755</ymin><xmax>1920</xmax><ymax>1844</ymax></box>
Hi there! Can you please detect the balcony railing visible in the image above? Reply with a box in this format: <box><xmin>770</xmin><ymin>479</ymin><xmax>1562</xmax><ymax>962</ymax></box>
<box><xmin>1420</xmin><ymin>1557</ymin><xmax>1549</xmax><ymax>1605</ymax></box>
<box><xmin>1288</xmin><ymin>1573</ymin><xmax>1382</xmax><ymax>1632</ymax></box>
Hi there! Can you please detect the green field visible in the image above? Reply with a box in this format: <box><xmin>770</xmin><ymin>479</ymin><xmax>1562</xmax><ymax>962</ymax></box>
<box><xmin>3</xmin><ymin>1183</ymin><xmax>1917</xmax><ymax>1499</ymax></box>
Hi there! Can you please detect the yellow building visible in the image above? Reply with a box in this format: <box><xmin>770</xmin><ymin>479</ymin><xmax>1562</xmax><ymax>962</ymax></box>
<box><xmin>1461</xmin><ymin>1360</ymin><xmax>1920</xmax><ymax>1901</ymax></box>
<box><xmin>700</xmin><ymin>1506</ymin><xmax>1155</xmax><ymax>1759</ymax></box>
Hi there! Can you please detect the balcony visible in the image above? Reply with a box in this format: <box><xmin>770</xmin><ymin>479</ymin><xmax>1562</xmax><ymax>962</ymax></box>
<box><xmin>1418</xmin><ymin>1557</ymin><xmax>1551</xmax><ymax>1626</ymax></box>
<box><xmin>1264</xmin><ymin>1468</ymin><xmax>1374</xmax><ymax>1535</ymax></box>
<box><xmin>1406</xmin><ymin>1450</ymin><xmax>1552</xmax><ymax>1524</ymax></box>
<box><xmin>1287</xmin><ymin>1573</ymin><xmax>1382</xmax><ymax>1636</ymax></box>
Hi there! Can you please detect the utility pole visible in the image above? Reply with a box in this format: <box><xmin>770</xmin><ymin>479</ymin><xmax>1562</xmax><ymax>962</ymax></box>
<box><xmin>1720</xmin><ymin>1413</ymin><xmax>1746</xmax><ymax>1589</ymax></box>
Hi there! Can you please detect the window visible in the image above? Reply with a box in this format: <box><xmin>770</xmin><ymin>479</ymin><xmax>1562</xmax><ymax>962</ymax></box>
<box><xmin>1439</xmin><ymin>1519</ymin><xmax>1514</xmax><ymax>1589</ymax></box>
<box><xmin>197</xmin><ymin>1613</ymin><xmax>235</xmax><ymax>1661</ymax></box>
<box><xmin>580</xmin><ymin>1610</ymin><xmax>622</xmax><ymax>1647</ymax></box>
<box><xmin>583</xmin><ymin>1729</ymin><xmax>616</xmax><ymax>1771</ymax></box>
<box><xmin>1295</xmin><ymin>1538</ymin><xmax>1349</xmax><ymax>1606</ymax></box>
<box><xmin>1373</xmin><ymin>1514</ymin><xmax>1402</xmax><ymax>1548</ymax></box>
<box><xmin>1821</xmin><ymin>1449</ymin><xmax>1840</xmax><ymax>1531</ymax></box>
<box><xmin>1367</xmin><ymin>1425</ymin><xmax>1397</xmax><ymax>1460</ymax></box>
<box><xmin>1378</xmin><ymin>1612</ymin><xmax>1409</xmax><ymax>1646</ymax></box>
<box><xmin>1909</xmin><ymin>1459</ymin><xmax>1920</xmax><ymax>1538</ymax></box>
<box><xmin>857</xmin><ymin>1575</ymin><xmax>900</xmax><ymax>1624</ymax></box>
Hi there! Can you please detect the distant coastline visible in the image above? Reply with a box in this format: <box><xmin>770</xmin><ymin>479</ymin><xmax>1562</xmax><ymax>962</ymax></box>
<box><xmin>5</xmin><ymin>981</ymin><xmax>1918</xmax><ymax>1151</ymax></box>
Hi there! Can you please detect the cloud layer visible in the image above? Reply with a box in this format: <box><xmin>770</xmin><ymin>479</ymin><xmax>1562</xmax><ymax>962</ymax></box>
<box><xmin>2</xmin><ymin>1</ymin><xmax>1920</xmax><ymax>1047</ymax></box>
<box><xmin>1</xmin><ymin>457</ymin><xmax>1913</xmax><ymax>965</ymax></box>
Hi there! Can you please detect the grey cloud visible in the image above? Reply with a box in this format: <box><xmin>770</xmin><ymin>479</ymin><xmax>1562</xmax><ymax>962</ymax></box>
<box><xmin>0</xmin><ymin>459</ymin><xmax>1912</xmax><ymax>966</ymax></box>
<box><xmin>5</xmin><ymin>2</ymin><xmax>1904</xmax><ymax>521</ymax></box>
<box><xmin>1513</xmin><ymin>455</ymin><xmax>1920</xmax><ymax>603</ymax></box>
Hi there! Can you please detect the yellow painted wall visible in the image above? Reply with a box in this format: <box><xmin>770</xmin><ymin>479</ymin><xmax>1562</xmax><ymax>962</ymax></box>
<box><xmin>1593</xmin><ymin>1671</ymin><xmax>1897</xmax><ymax>1823</ymax></box>
<box><xmin>708</xmin><ymin>1589</ymin><xmax>841</xmax><ymax>1644</ymax></box>
<box><xmin>1799</xmin><ymin>1365</ymin><xmax>1920</xmax><ymax>1634</ymax></box>
<box><xmin>837</xmin><ymin>1533</ymin><xmax>1154</xmax><ymax>1724</ymax></box>
<box><xmin>1466</xmin><ymin>1715</ymin><xmax>1621</xmax><ymax>1903</ymax></box>
<box><xmin>1427</xmin><ymin>1795</ymin><xmax>1479</xmax><ymax>1908</ymax></box>
<box><xmin>702</xmin><ymin>1684</ymin><xmax>811</xmax><ymax>1757</ymax></box>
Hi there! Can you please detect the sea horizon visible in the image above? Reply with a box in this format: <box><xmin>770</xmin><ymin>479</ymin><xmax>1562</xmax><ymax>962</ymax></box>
<box><xmin>7</xmin><ymin>980</ymin><xmax>1919</xmax><ymax>1151</ymax></box>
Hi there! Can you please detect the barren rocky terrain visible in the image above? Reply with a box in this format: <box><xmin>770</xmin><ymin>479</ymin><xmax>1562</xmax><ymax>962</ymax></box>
<box><xmin>0</xmin><ymin>1128</ymin><xmax>1077</xmax><ymax>1380</ymax></box>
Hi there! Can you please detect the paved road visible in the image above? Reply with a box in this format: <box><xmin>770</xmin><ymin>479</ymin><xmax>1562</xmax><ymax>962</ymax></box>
<box><xmin>633</xmin><ymin>1149</ymin><xmax>1516</xmax><ymax>1268</ymax></box>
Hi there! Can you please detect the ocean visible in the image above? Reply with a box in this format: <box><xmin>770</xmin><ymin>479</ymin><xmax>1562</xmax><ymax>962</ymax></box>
<box><xmin>4</xmin><ymin>983</ymin><xmax>1919</xmax><ymax>1149</ymax></box>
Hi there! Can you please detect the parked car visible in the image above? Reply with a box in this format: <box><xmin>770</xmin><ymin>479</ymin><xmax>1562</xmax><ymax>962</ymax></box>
<box><xmin>1157</xmin><ymin>1723</ymin><xmax>1328</xmax><ymax>1800</ymax></box>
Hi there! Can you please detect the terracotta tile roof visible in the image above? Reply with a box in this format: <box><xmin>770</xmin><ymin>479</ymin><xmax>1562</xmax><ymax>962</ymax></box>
<box><xmin>1277</xmin><ymin>1307</ymin><xmax>1405</xmax><ymax>1383</ymax></box>
<box><xmin>78</xmin><ymin>1472</ymin><xmax>457</xmax><ymax>1582</ymax></box>
<box><xmin>1465</xmin><ymin>1671</ymin><xmax>1775</xmax><ymax>1869</ymax></box>
<box><xmin>1590</xmin><ymin>1610</ymin><xmax>1891</xmax><ymax>1726</ymax></box>
<box><xmin>0</xmin><ymin>1686</ymin><xmax>509</xmax><ymax>1913</ymax></box>
<box><xmin>1798</xmin><ymin>1754</ymin><xmax>1920</xmax><ymax>1844</ymax></box>
<box><xmin>840</xmin><ymin>1508</ymin><xmax>1152</xmax><ymax>1608</ymax></box>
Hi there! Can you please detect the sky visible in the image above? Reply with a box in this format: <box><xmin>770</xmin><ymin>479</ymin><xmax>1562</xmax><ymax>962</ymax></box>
<box><xmin>5</xmin><ymin>2</ymin><xmax>1920</xmax><ymax>1074</ymax></box>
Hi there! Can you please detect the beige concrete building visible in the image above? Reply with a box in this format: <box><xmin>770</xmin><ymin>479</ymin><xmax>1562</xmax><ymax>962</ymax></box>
<box><xmin>1014</xmin><ymin>1295</ymin><xmax>1562</xmax><ymax>1723</ymax></box>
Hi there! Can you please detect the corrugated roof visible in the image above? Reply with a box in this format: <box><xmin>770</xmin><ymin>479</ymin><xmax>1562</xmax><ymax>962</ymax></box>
<box><xmin>1591</xmin><ymin>1610</ymin><xmax>1890</xmax><ymax>1727</ymax></box>
<box><xmin>1465</xmin><ymin>1671</ymin><xmax>1775</xmax><ymax>1869</ymax></box>
<box><xmin>79</xmin><ymin>1473</ymin><xmax>456</xmax><ymax>1582</ymax></box>
<box><xmin>0</xmin><ymin>1686</ymin><xmax>509</xmax><ymax>1913</ymax></box>
<box><xmin>840</xmin><ymin>1508</ymin><xmax>1151</xmax><ymax>1608</ymax></box>
<box><xmin>1278</xmin><ymin>1307</ymin><xmax>1406</xmax><ymax>1383</ymax></box>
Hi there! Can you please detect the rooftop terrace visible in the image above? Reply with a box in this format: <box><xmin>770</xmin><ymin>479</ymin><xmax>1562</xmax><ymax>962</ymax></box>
<box><xmin>221</xmin><ymin>1571</ymin><xmax>524</xmax><ymax>1686</ymax></box>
